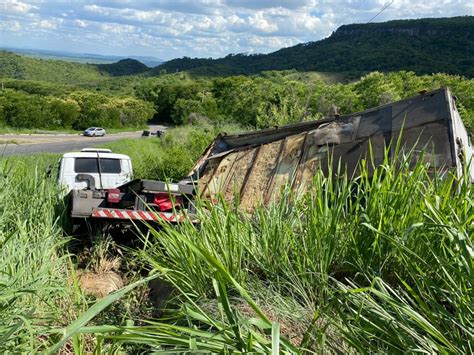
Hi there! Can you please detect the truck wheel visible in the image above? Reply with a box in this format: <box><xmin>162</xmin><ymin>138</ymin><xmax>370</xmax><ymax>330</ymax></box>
<box><xmin>69</xmin><ymin>218</ymin><xmax>87</xmax><ymax>236</ymax></box>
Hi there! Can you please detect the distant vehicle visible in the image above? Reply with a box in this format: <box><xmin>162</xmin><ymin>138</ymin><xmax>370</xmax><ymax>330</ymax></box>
<box><xmin>84</xmin><ymin>127</ymin><xmax>106</xmax><ymax>137</ymax></box>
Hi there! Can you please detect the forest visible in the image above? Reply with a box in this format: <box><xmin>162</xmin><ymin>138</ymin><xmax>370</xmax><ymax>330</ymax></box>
<box><xmin>1</xmin><ymin>67</ymin><xmax>473</xmax><ymax>132</ymax></box>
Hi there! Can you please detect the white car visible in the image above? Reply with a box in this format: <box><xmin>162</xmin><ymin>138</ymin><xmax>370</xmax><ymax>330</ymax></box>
<box><xmin>84</xmin><ymin>127</ymin><xmax>106</xmax><ymax>137</ymax></box>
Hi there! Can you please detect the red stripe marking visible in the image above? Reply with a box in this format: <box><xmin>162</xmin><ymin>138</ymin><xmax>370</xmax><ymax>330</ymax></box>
<box><xmin>137</xmin><ymin>210</ymin><xmax>149</xmax><ymax>220</ymax></box>
<box><xmin>92</xmin><ymin>208</ymin><xmax>195</xmax><ymax>223</ymax></box>
<box><xmin>159</xmin><ymin>213</ymin><xmax>176</xmax><ymax>222</ymax></box>
<box><xmin>115</xmin><ymin>209</ymin><xmax>125</xmax><ymax>219</ymax></box>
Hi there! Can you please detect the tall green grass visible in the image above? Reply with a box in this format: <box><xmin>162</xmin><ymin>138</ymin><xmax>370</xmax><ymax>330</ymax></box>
<box><xmin>2</xmin><ymin>130</ymin><xmax>471</xmax><ymax>353</ymax></box>
<box><xmin>0</xmin><ymin>155</ymin><xmax>75</xmax><ymax>352</ymax></box>
<box><xmin>55</xmin><ymin>149</ymin><xmax>472</xmax><ymax>353</ymax></box>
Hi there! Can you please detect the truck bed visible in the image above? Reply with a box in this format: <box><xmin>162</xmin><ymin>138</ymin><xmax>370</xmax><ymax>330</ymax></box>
<box><xmin>189</xmin><ymin>88</ymin><xmax>473</xmax><ymax>212</ymax></box>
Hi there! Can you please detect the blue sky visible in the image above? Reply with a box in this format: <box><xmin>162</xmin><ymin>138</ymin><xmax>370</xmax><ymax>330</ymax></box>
<box><xmin>0</xmin><ymin>0</ymin><xmax>472</xmax><ymax>60</ymax></box>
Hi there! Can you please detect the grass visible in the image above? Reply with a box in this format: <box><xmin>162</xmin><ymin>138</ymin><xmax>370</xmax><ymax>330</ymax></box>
<box><xmin>0</xmin><ymin>125</ymin><xmax>472</xmax><ymax>353</ymax></box>
<box><xmin>53</xmin><ymin>147</ymin><xmax>473</xmax><ymax>353</ymax></box>
<box><xmin>0</xmin><ymin>124</ymin><xmax>241</xmax><ymax>351</ymax></box>
<box><xmin>0</xmin><ymin>139</ymin><xmax>19</xmax><ymax>144</ymax></box>
<box><xmin>0</xmin><ymin>155</ymin><xmax>74</xmax><ymax>352</ymax></box>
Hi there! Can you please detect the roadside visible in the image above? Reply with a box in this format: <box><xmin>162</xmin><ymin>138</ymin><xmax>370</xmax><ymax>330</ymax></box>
<box><xmin>0</xmin><ymin>125</ymin><xmax>149</xmax><ymax>136</ymax></box>
<box><xmin>0</xmin><ymin>125</ymin><xmax>167</xmax><ymax>156</ymax></box>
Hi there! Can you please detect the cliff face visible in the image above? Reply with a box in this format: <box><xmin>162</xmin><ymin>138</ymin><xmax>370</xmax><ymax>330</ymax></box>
<box><xmin>333</xmin><ymin>27</ymin><xmax>454</xmax><ymax>37</ymax></box>
<box><xmin>155</xmin><ymin>16</ymin><xmax>474</xmax><ymax>77</ymax></box>
<box><xmin>332</xmin><ymin>16</ymin><xmax>474</xmax><ymax>38</ymax></box>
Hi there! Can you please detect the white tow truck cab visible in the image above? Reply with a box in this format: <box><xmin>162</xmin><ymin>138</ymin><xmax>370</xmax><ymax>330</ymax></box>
<box><xmin>58</xmin><ymin>148</ymin><xmax>133</xmax><ymax>192</ymax></box>
<box><xmin>60</xmin><ymin>148</ymin><xmax>196</xmax><ymax>228</ymax></box>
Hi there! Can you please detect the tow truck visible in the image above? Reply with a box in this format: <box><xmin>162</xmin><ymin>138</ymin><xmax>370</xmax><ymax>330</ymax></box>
<box><xmin>59</xmin><ymin>148</ymin><xmax>196</xmax><ymax>232</ymax></box>
<box><xmin>60</xmin><ymin>88</ymin><xmax>473</xmax><ymax>230</ymax></box>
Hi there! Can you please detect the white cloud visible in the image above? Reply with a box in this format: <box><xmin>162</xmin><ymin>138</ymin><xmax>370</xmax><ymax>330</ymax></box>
<box><xmin>100</xmin><ymin>23</ymin><xmax>136</xmax><ymax>34</ymax></box>
<box><xmin>248</xmin><ymin>12</ymin><xmax>278</xmax><ymax>33</ymax></box>
<box><xmin>75</xmin><ymin>19</ymin><xmax>88</xmax><ymax>28</ymax></box>
<box><xmin>0</xmin><ymin>20</ymin><xmax>22</xmax><ymax>31</ymax></box>
<box><xmin>0</xmin><ymin>1</ymin><xmax>472</xmax><ymax>60</ymax></box>
<box><xmin>0</xmin><ymin>0</ymin><xmax>34</xmax><ymax>14</ymax></box>
<box><xmin>36</xmin><ymin>19</ymin><xmax>58</xmax><ymax>29</ymax></box>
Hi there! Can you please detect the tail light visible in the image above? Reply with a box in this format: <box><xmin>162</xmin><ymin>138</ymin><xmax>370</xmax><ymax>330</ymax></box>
<box><xmin>107</xmin><ymin>188</ymin><xmax>121</xmax><ymax>204</ymax></box>
<box><xmin>154</xmin><ymin>193</ymin><xmax>182</xmax><ymax>211</ymax></box>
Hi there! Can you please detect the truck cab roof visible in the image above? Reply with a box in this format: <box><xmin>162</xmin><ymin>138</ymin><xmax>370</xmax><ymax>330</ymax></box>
<box><xmin>61</xmin><ymin>150</ymin><xmax>131</xmax><ymax>160</ymax></box>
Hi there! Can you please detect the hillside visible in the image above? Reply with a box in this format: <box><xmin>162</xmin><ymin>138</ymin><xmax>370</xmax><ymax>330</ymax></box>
<box><xmin>97</xmin><ymin>58</ymin><xmax>149</xmax><ymax>76</ymax></box>
<box><xmin>0</xmin><ymin>51</ymin><xmax>148</xmax><ymax>84</ymax></box>
<box><xmin>1</xmin><ymin>47</ymin><xmax>163</xmax><ymax>66</ymax></box>
<box><xmin>154</xmin><ymin>16</ymin><xmax>474</xmax><ymax>77</ymax></box>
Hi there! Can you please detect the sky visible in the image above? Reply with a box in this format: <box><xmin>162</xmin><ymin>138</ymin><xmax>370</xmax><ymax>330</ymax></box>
<box><xmin>0</xmin><ymin>0</ymin><xmax>473</xmax><ymax>61</ymax></box>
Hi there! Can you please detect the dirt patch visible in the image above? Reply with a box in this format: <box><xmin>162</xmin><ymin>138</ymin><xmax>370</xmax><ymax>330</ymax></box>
<box><xmin>77</xmin><ymin>270</ymin><xmax>124</xmax><ymax>298</ymax></box>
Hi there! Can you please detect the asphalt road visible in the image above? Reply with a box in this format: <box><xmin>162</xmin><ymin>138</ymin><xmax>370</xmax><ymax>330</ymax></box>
<box><xmin>0</xmin><ymin>125</ymin><xmax>167</xmax><ymax>156</ymax></box>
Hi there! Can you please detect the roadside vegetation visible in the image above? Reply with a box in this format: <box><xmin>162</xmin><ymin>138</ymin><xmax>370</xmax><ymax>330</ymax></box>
<box><xmin>2</xmin><ymin>68</ymin><xmax>473</xmax><ymax>133</ymax></box>
<box><xmin>0</xmin><ymin>50</ymin><xmax>472</xmax><ymax>352</ymax></box>
<box><xmin>0</xmin><ymin>135</ymin><xmax>472</xmax><ymax>352</ymax></box>
<box><xmin>102</xmin><ymin>123</ymin><xmax>241</xmax><ymax>180</ymax></box>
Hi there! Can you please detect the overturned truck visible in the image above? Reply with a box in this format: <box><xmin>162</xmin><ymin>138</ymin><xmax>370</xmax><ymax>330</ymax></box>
<box><xmin>189</xmin><ymin>88</ymin><xmax>473</xmax><ymax>212</ymax></box>
<box><xmin>65</xmin><ymin>88</ymin><xmax>473</xmax><ymax>229</ymax></box>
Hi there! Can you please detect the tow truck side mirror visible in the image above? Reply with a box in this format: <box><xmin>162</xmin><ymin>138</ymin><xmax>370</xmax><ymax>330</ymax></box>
<box><xmin>46</xmin><ymin>165</ymin><xmax>52</xmax><ymax>178</ymax></box>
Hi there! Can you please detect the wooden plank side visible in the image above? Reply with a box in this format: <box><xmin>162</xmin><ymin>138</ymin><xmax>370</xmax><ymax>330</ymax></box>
<box><xmin>205</xmin><ymin>152</ymin><xmax>239</xmax><ymax>201</ymax></box>
<box><xmin>198</xmin><ymin>157</ymin><xmax>221</xmax><ymax>198</ymax></box>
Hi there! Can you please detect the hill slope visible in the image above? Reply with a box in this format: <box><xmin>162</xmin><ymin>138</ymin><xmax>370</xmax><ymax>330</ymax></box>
<box><xmin>97</xmin><ymin>58</ymin><xmax>149</xmax><ymax>76</ymax></box>
<box><xmin>154</xmin><ymin>16</ymin><xmax>474</xmax><ymax>77</ymax></box>
<box><xmin>0</xmin><ymin>47</ymin><xmax>163</xmax><ymax>66</ymax></box>
<box><xmin>0</xmin><ymin>51</ymin><xmax>148</xmax><ymax>84</ymax></box>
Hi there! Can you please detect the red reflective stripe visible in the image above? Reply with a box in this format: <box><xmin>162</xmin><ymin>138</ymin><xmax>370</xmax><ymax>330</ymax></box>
<box><xmin>159</xmin><ymin>212</ymin><xmax>177</xmax><ymax>222</ymax></box>
<box><xmin>137</xmin><ymin>210</ymin><xmax>148</xmax><ymax>220</ymax></box>
<box><xmin>115</xmin><ymin>209</ymin><xmax>125</xmax><ymax>219</ymax></box>
<box><xmin>92</xmin><ymin>208</ymin><xmax>192</xmax><ymax>223</ymax></box>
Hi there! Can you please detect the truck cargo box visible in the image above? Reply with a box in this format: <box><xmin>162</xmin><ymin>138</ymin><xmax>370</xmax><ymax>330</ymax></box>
<box><xmin>189</xmin><ymin>88</ymin><xmax>473</xmax><ymax>212</ymax></box>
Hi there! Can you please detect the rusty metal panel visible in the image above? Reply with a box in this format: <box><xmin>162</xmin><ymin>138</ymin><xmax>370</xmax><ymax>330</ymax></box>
<box><xmin>357</xmin><ymin>106</ymin><xmax>392</xmax><ymax>139</ymax></box>
<box><xmin>265</xmin><ymin>133</ymin><xmax>306</xmax><ymax>204</ymax></box>
<box><xmin>330</xmin><ymin>135</ymin><xmax>386</xmax><ymax>178</ymax></box>
<box><xmin>239</xmin><ymin>140</ymin><xmax>283</xmax><ymax>212</ymax></box>
<box><xmin>188</xmin><ymin>88</ymin><xmax>467</xmax><ymax>213</ymax></box>
<box><xmin>293</xmin><ymin>131</ymin><xmax>329</xmax><ymax>192</ymax></box>
<box><xmin>391</xmin><ymin>122</ymin><xmax>453</xmax><ymax>169</ymax></box>
<box><xmin>221</xmin><ymin>148</ymin><xmax>258</xmax><ymax>203</ymax></box>
<box><xmin>313</xmin><ymin>117</ymin><xmax>361</xmax><ymax>144</ymax></box>
<box><xmin>391</xmin><ymin>90</ymin><xmax>450</xmax><ymax>131</ymax></box>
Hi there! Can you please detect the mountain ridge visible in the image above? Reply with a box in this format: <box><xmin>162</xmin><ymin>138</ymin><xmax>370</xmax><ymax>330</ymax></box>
<box><xmin>155</xmin><ymin>16</ymin><xmax>474</xmax><ymax>77</ymax></box>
